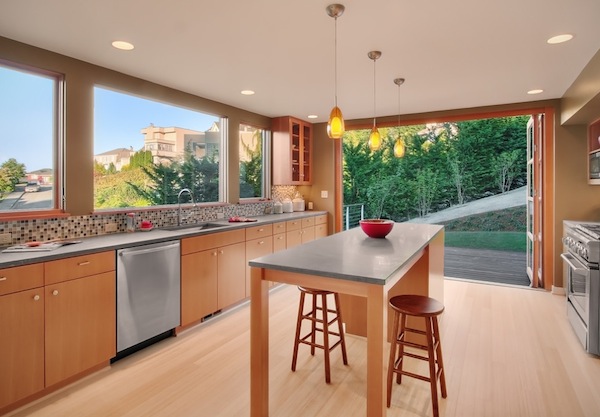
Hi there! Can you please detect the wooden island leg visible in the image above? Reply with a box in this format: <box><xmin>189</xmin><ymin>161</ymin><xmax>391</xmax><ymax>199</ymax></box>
<box><xmin>250</xmin><ymin>267</ymin><xmax>270</xmax><ymax>417</ymax></box>
<box><xmin>366</xmin><ymin>285</ymin><xmax>386</xmax><ymax>417</ymax></box>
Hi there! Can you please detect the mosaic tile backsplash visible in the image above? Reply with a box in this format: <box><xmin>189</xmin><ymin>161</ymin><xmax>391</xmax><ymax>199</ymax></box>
<box><xmin>0</xmin><ymin>200</ymin><xmax>276</xmax><ymax>246</ymax></box>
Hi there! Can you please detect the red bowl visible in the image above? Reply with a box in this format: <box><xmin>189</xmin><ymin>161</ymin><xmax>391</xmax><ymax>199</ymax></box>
<box><xmin>359</xmin><ymin>219</ymin><xmax>394</xmax><ymax>238</ymax></box>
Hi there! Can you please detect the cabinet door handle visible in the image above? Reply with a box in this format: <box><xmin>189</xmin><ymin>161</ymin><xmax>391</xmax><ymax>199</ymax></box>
<box><xmin>52</xmin><ymin>290</ymin><xmax>59</xmax><ymax>296</ymax></box>
<box><xmin>33</xmin><ymin>294</ymin><xmax>40</xmax><ymax>301</ymax></box>
<box><xmin>0</xmin><ymin>276</ymin><xmax>6</xmax><ymax>281</ymax></box>
<box><xmin>258</xmin><ymin>241</ymin><xmax>265</xmax><ymax>245</ymax></box>
<box><xmin>77</xmin><ymin>261</ymin><xmax>91</xmax><ymax>266</ymax></box>
<box><xmin>219</xmin><ymin>250</ymin><xmax>224</xmax><ymax>255</ymax></box>
<box><xmin>258</xmin><ymin>228</ymin><xmax>264</xmax><ymax>232</ymax></box>
<box><xmin>212</xmin><ymin>251</ymin><xmax>217</xmax><ymax>256</ymax></box>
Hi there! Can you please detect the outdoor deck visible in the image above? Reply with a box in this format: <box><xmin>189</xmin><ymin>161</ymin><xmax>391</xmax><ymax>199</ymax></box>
<box><xmin>444</xmin><ymin>247</ymin><xmax>530</xmax><ymax>286</ymax></box>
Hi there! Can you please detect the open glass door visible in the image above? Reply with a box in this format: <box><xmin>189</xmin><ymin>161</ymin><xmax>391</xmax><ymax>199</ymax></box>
<box><xmin>526</xmin><ymin>117</ymin><xmax>534</xmax><ymax>284</ymax></box>
<box><xmin>527</xmin><ymin>114</ymin><xmax>544</xmax><ymax>288</ymax></box>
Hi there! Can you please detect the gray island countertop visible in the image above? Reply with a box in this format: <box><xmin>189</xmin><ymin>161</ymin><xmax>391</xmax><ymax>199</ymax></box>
<box><xmin>249</xmin><ymin>222</ymin><xmax>444</xmax><ymax>285</ymax></box>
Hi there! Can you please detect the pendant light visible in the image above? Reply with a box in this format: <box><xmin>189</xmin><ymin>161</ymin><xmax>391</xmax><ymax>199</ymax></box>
<box><xmin>368</xmin><ymin>51</ymin><xmax>382</xmax><ymax>151</ymax></box>
<box><xmin>326</xmin><ymin>4</ymin><xmax>345</xmax><ymax>139</ymax></box>
<box><xmin>393</xmin><ymin>77</ymin><xmax>406</xmax><ymax>158</ymax></box>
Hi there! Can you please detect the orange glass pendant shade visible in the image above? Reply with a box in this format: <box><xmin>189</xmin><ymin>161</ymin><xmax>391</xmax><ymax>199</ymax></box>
<box><xmin>394</xmin><ymin>137</ymin><xmax>405</xmax><ymax>158</ymax></box>
<box><xmin>368</xmin><ymin>126</ymin><xmax>381</xmax><ymax>151</ymax></box>
<box><xmin>327</xmin><ymin>106</ymin><xmax>345</xmax><ymax>139</ymax></box>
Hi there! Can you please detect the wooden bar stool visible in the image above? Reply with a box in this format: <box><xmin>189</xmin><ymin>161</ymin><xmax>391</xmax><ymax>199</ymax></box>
<box><xmin>291</xmin><ymin>286</ymin><xmax>348</xmax><ymax>383</ymax></box>
<box><xmin>387</xmin><ymin>294</ymin><xmax>447</xmax><ymax>417</ymax></box>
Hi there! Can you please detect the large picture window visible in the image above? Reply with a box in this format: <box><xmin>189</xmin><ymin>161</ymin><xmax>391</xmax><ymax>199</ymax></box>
<box><xmin>93</xmin><ymin>87</ymin><xmax>225</xmax><ymax>210</ymax></box>
<box><xmin>0</xmin><ymin>62</ymin><xmax>61</xmax><ymax>214</ymax></box>
<box><xmin>239</xmin><ymin>123</ymin><xmax>269</xmax><ymax>199</ymax></box>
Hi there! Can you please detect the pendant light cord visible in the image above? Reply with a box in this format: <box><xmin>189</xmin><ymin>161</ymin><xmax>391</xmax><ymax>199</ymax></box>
<box><xmin>334</xmin><ymin>16</ymin><xmax>338</xmax><ymax>107</ymax></box>
<box><xmin>373</xmin><ymin>57</ymin><xmax>377</xmax><ymax>128</ymax></box>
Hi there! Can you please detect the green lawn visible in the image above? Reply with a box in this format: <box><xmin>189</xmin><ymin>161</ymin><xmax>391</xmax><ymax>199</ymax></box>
<box><xmin>444</xmin><ymin>231</ymin><xmax>526</xmax><ymax>252</ymax></box>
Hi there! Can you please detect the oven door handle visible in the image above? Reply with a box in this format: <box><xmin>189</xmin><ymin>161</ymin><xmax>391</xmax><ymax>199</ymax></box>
<box><xmin>561</xmin><ymin>252</ymin><xmax>588</xmax><ymax>273</ymax></box>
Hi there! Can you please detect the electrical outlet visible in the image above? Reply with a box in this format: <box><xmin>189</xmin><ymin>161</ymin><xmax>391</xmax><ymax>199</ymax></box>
<box><xmin>216</xmin><ymin>212</ymin><xmax>224</xmax><ymax>219</ymax></box>
<box><xmin>321</xmin><ymin>190</ymin><xmax>328</xmax><ymax>198</ymax></box>
<box><xmin>0</xmin><ymin>232</ymin><xmax>12</xmax><ymax>245</ymax></box>
<box><xmin>105</xmin><ymin>223</ymin><xmax>118</xmax><ymax>233</ymax></box>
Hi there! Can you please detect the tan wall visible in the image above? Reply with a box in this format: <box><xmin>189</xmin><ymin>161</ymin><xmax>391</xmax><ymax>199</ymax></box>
<box><xmin>0</xmin><ymin>36</ymin><xmax>271</xmax><ymax>213</ymax></box>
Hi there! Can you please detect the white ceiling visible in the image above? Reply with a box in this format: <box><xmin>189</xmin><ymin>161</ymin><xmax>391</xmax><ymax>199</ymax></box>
<box><xmin>1</xmin><ymin>0</ymin><xmax>600</xmax><ymax>122</ymax></box>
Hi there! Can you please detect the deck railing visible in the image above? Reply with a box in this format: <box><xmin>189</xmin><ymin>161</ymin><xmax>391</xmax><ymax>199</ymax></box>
<box><xmin>343</xmin><ymin>203</ymin><xmax>364</xmax><ymax>230</ymax></box>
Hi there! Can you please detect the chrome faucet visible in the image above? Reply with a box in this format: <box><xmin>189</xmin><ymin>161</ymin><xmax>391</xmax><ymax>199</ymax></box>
<box><xmin>177</xmin><ymin>188</ymin><xmax>196</xmax><ymax>226</ymax></box>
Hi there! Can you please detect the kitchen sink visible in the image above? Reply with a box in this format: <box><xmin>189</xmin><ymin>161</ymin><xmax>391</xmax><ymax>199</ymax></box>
<box><xmin>161</xmin><ymin>222</ymin><xmax>227</xmax><ymax>232</ymax></box>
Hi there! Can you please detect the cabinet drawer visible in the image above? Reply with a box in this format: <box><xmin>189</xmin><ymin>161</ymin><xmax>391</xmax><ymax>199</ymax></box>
<box><xmin>44</xmin><ymin>251</ymin><xmax>115</xmax><ymax>285</ymax></box>
<box><xmin>286</xmin><ymin>219</ymin><xmax>302</xmax><ymax>231</ymax></box>
<box><xmin>245</xmin><ymin>224</ymin><xmax>273</xmax><ymax>240</ymax></box>
<box><xmin>181</xmin><ymin>229</ymin><xmax>246</xmax><ymax>255</ymax></box>
<box><xmin>314</xmin><ymin>214</ymin><xmax>327</xmax><ymax>225</ymax></box>
<box><xmin>302</xmin><ymin>217</ymin><xmax>315</xmax><ymax>228</ymax></box>
<box><xmin>315</xmin><ymin>223</ymin><xmax>328</xmax><ymax>238</ymax></box>
<box><xmin>272</xmin><ymin>221</ymin><xmax>286</xmax><ymax>234</ymax></box>
<box><xmin>0</xmin><ymin>263</ymin><xmax>44</xmax><ymax>296</ymax></box>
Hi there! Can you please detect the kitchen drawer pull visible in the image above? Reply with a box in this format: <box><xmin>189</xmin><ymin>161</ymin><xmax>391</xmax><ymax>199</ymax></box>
<box><xmin>258</xmin><ymin>228</ymin><xmax>264</xmax><ymax>232</ymax></box>
<box><xmin>33</xmin><ymin>294</ymin><xmax>40</xmax><ymax>301</ymax></box>
<box><xmin>0</xmin><ymin>276</ymin><xmax>6</xmax><ymax>281</ymax></box>
<box><xmin>258</xmin><ymin>241</ymin><xmax>265</xmax><ymax>245</ymax></box>
<box><xmin>52</xmin><ymin>290</ymin><xmax>59</xmax><ymax>296</ymax></box>
<box><xmin>78</xmin><ymin>261</ymin><xmax>91</xmax><ymax>266</ymax></box>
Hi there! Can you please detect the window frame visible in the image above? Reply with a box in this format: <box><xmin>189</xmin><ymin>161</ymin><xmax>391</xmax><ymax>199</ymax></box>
<box><xmin>0</xmin><ymin>59</ymin><xmax>65</xmax><ymax>220</ymax></box>
<box><xmin>92</xmin><ymin>85</ymin><xmax>228</xmax><ymax>211</ymax></box>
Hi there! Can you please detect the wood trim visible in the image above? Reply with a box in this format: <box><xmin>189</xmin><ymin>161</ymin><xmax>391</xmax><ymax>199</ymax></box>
<box><xmin>543</xmin><ymin>107</ymin><xmax>555</xmax><ymax>290</ymax></box>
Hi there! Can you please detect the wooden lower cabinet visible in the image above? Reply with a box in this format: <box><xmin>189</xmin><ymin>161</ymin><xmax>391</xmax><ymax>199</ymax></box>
<box><xmin>273</xmin><ymin>233</ymin><xmax>286</xmax><ymax>252</ymax></box>
<box><xmin>0</xmin><ymin>254</ymin><xmax>115</xmax><ymax>414</ymax></box>
<box><xmin>0</xmin><ymin>288</ymin><xmax>45</xmax><ymax>410</ymax></box>
<box><xmin>246</xmin><ymin>236</ymin><xmax>273</xmax><ymax>295</ymax></box>
<box><xmin>45</xmin><ymin>271</ymin><xmax>116</xmax><ymax>387</ymax></box>
<box><xmin>181</xmin><ymin>249</ymin><xmax>218</xmax><ymax>326</ymax></box>
<box><xmin>217</xmin><ymin>242</ymin><xmax>246</xmax><ymax>309</ymax></box>
<box><xmin>181</xmin><ymin>230</ymin><xmax>246</xmax><ymax>323</ymax></box>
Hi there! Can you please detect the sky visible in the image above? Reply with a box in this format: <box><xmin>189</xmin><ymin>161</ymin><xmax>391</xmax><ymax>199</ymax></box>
<box><xmin>0</xmin><ymin>65</ymin><xmax>218</xmax><ymax>172</ymax></box>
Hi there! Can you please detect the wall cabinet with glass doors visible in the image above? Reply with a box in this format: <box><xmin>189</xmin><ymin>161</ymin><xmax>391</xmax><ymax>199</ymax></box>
<box><xmin>272</xmin><ymin>116</ymin><xmax>312</xmax><ymax>185</ymax></box>
<box><xmin>588</xmin><ymin>118</ymin><xmax>600</xmax><ymax>185</ymax></box>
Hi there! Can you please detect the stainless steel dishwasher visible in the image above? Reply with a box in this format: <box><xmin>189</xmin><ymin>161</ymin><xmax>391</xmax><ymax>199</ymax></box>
<box><xmin>116</xmin><ymin>240</ymin><xmax>180</xmax><ymax>354</ymax></box>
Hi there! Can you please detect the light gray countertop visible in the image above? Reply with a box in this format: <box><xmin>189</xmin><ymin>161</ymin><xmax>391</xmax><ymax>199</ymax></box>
<box><xmin>249</xmin><ymin>222</ymin><xmax>444</xmax><ymax>285</ymax></box>
<box><xmin>0</xmin><ymin>211</ymin><xmax>326</xmax><ymax>268</ymax></box>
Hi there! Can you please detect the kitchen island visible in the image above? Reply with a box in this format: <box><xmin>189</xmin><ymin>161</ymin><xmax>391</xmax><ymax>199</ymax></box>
<box><xmin>249</xmin><ymin>222</ymin><xmax>444</xmax><ymax>417</ymax></box>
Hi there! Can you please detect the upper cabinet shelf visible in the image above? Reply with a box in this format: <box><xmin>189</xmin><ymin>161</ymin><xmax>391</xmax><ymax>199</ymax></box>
<box><xmin>272</xmin><ymin>116</ymin><xmax>312</xmax><ymax>185</ymax></box>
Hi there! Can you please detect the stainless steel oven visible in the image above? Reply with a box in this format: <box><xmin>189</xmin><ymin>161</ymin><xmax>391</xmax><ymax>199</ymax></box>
<box><xmin>562</xmin><ymin>221</ymin><xmax>600</xmax><ymax>355</ymax></box>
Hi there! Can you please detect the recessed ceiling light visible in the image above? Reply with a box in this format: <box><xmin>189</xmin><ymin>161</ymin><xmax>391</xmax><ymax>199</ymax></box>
<box><xmin>307</xmin><ymin>115</ymin><xmax>318</xmax><ymax>119</ymax></box>
<box><xmin>241</xmin><ymin>90</ymin><xmax>255</xmax><ymax>96</ymax></box>
<box><xmin>112</xmin><ymin>40</ymin><xmax>134</xmax><ymax>50</ymax></box>
<box><xmin>547</xmin><ymin>34</ymin><xmax>574</xmax><ymax>44</ymax></box>
<box><xmin>527</xmin><ymin>89</ymin><xmax>544</xmax><ymax>95</ymax></box>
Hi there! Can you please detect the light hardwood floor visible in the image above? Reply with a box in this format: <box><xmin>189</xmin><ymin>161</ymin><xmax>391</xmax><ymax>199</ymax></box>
<box><xmin>7</xmin><ymin>279</ymin><xmax>600</xmax><ymax>417</ymax></box>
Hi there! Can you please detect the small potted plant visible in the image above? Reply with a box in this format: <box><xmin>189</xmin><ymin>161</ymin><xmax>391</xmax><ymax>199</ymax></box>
<box><xmin>360</xmin><ymin>180</ymin><xmax>395</xmax><ymax>238</ymax></box>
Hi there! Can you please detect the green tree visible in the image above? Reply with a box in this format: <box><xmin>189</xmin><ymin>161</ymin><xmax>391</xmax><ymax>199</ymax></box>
<box><xmin>239</xmin><ymin>131</ymin><xmax>263</xmax><ymax>198</ymax></box>
<box><xmin>0</xmin><ymin>158</ymin><xmax>26</xmax><ymax>193</ymax></box>
<box><xmin>493</xmin><ymin>150</ymin><xmax>521</xmax><ymax>192</ymax></box>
